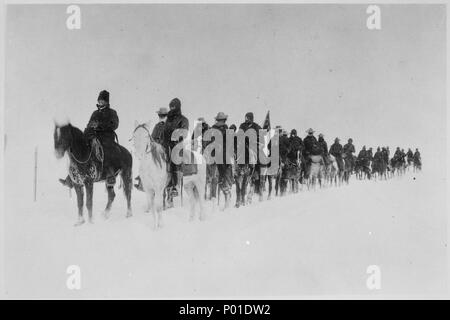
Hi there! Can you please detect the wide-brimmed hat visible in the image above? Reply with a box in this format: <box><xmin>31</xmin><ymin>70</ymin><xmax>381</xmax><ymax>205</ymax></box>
<box><xmin>215</xmin><ymin>112</ymin><xmax>228</xmax><ymax>120</ymax></box>
<box><xmin>335</xmin><ymin>137</ymin><xmax>340</xmax><ymax>142</ymax></box>
<box><xmin>156</xmin><ymin>107</ymin><xmax>168</xmax><ymax>115</ymax></box>
<box><xmin>306</xmin><ymin>128</ymin><xmax>315</xmax><ymax>134</ymax></box>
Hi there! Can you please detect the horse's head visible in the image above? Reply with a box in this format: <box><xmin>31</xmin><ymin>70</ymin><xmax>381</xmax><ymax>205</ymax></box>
<box><xmin>131</xmin><ymin>120</ymin><xmax>152</xmax><ymax>159</ymax></box>
<box><xmin>53</xmin><ymin>121</ymin><xmax>73</xmax><ymax>159</ymax></box>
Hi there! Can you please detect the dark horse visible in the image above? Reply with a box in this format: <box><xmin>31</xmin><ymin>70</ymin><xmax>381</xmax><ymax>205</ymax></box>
<box><xmin>53</xmin><ymin>122</ymin><xmax>133</xmax><ymax>226</ymax></box>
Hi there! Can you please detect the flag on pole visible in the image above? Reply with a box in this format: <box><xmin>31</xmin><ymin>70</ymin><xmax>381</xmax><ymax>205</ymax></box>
<box><xmin>262</xmin><ymin>110</ymin><xmax>270</xmax><ymax>130</ymax></box>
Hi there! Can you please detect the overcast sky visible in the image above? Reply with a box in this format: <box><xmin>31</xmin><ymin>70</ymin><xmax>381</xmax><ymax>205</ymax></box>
<box><xmin>5</xmin><ymin>4</ymin><xmax>446</xmax><ymax>164</ymax></box>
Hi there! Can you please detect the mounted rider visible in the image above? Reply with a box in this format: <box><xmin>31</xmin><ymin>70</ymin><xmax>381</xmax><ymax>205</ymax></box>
<box><xmin>134</xmin><ymin>107</ymin><xmax>168</xmax><ymax>191</ymax></box>
<box><xmin>302</xmin><ymin>128</ymin><xmax>322</xmax><ymax>177</ymax></box>
<box><xmin>343</xmin><ymin>138</ymin><xmax>356</xmax><ymax>171</ymax></box>
<box><xmin>413</xmin><ymin>148</ymin><xmax>421</xmax><ymax>167</ymax></box>
<box><xmin>210</xmin><ymin>112</ymin><xmax>233</xmax><ymax>208</ymax></box>
<box><xmin>162</xmin><ymin>98</ymin><xmax>189</xmax><ymax>200</ymax></box>
<box><xmin>317</xmin><ymin>133</ymin><xmax>329</xmax><ymax>165</ymax></box>
<box><xmin>238</xmin><ymin>112</ymin><xmax>263</xmax><ymax>199</ymax></box>
<box><xmin>329</xmin><ymin>137</ymin><xmax>344</xmax><ymax>172</ymax></box>
<box><xmin>406</xmin><ymin>148</ymin><xmax>414</xmax><ymax>165</ymax></box>
<box><xmin>287</xmin><ymin>129</ymin><xmax>303</xmax><ymax>165</ymax></box>
<box><xmin>152</xmin><ymin>107</ymin><xmax>169</xmax><ymax>145</ymax></box>
<box><xmin>357</xmin><ymin>145</ymin><xmax>369</xmax><ymax>169</ymax></box>
<box><xmin>59</xmin><ymin>90</ymin><xmax>120</xmax><ymax>188</ymax></box>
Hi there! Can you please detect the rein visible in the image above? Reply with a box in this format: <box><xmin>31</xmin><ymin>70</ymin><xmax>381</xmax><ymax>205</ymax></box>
<box><xmin>131</xmin><ymin>123</ymin><xmax>157</xmax><ymax>154</ymax></box>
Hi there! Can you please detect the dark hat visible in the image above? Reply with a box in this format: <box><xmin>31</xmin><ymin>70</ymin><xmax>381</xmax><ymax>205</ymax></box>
<box><xmin>306</xmin><ymin>128</ymin><xmax>314</xmax><ymax>134</ymax></box>
<box><xmin>197</xmin><ymin>117</ymin><xmax>206</xmax><ymax>122</ymax></box>
<box><xmin>335</xmin><ymin>137</ymin><xmax>340</xmax><ymax>142</ymax></box>
<box><xmin>245</xmin><ymin>112</ymin><xmax>254</xmax><ymax>122</ymax></box>
<box><xmin>156</xmin><ymin>107</ymin><xmax>169</xmax><ymax>115</ymax></box>
<box><xmin>318</xmin><ymin>133</ymin><xmax>324</xmax><ymax>138</ymax></box>
<box><xmin>291</xmin><ymin>129</ymin><xmax>297</xmax><ymax>135</ymax></box>
<box><xmin>229</xmin><ymin>124</ymin><xmax>237</xmax><ymax>131</ymax></box>
<box><xmin>215</xmin><ymin>112</ymin><xmax>228</xmax><ymax>121</ymax></box>
<box><xmin>98</xmin><ymin>90</ymin><xmax>109</xmax><ymax>103</ymax></box>
<box><xmin>169</xmin><ymin>98</ymin><xmax>181</xmax><ymax>109</ymax></box>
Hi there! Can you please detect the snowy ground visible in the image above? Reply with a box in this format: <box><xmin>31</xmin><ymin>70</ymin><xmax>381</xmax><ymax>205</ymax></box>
<box><xmin>3</xmin><ymin>153</ymin><xmax>448</xmax><ymax>298</ymax></box>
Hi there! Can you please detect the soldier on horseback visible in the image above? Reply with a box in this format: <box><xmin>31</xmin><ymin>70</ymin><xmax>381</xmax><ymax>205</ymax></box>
<box><xmin>134</xmin><ymin>107</ymin><xmax>168</xmax><ymax>190</ymax></box>
<box><xmin>302</xmin><ymin>128</ymin><xmax>322</xmax><ymax>178</ymax></box>
<box><xmin>162</xmin><ymin>98</ymin><xmax>189</xmax><ymax>206</ymax></box>
<box><xmin>210</xmin><ymin>112</ymin><xmax>233</xmax><ymax>208</ymax></box>
<box><xmin>318</xmin><ymin>133</ymin><xmax>329</xmax><ymax>165</ymax></box>
<box><xmin>238</xmin><ymin>112</ymin><xmax>263</xmax><ymax>201</ymax></box>
<box><xmin>406</xmin><ymin>148</ymin><xmax>414</xmax><ymax>165</ymax></box>
<box><xmin>329</xmin><ymin>137</ymin><xmax>344</xmax><ymax>172</ymax></box>
<box><xmin>343</xmin><ymin>138</ymin><xmax>356</xmax><ymax>172</ymax></box>
<box><xmin>59</xmin><ymin>90</ymin><xmax>120</xmax><ymax>189</ymax></box>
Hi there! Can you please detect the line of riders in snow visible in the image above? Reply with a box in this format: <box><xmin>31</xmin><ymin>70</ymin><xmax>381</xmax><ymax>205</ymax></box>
<box><xmin>53</xmin><ymin>90</ymin><xmax>422</xmax><ymax>227</ymax></box>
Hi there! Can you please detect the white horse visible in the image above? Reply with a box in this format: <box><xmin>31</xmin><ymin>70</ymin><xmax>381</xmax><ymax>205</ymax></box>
<box><xmin>131</xmin><ymin>121</ymin><xmax>206</xmax><ymax>229</ymax></box>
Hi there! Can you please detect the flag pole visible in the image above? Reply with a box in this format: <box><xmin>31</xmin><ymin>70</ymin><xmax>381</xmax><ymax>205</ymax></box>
<box><xmin>33</xmin><ymin>146</ymin><xmax>38</xmax><ymax>202</ymax></box>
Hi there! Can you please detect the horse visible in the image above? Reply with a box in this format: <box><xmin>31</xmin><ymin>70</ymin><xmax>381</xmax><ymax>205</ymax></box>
<box><xmin>325</xmin><ymin>154</ymin><xmax>339</xmax><ymax>187</ymax></box>
<box><xmin>413</xmin><ymin>157</ymin><xmax>422</xmax><ymax>172</ymax></box>
<box><xmin>260</xmin><ymin>163</ymin><xmax>280</xmax><ymax>199</ymax></box>
<box><xmin>306</xmin><ymin>155</ymin><xmax>324</xmax><ymax>190</ymax></box>
<box><xmin>341</xmin><ymin>153</ymin><xmax>352</xmax><ymax>184</ymax></box>
<box><xmin>131</xmin><ymin>121</ymin><xmax>206</xmax><ymax>228</ymax></box>
<box><xmin>53</xmin><ymin>122</ymin><xmax>133</xmax><ymax>226</ymax></box>
<box><xmin>233</xmin><ymin>148</ymin><xmax>258</xmax><ymax>207</ymax></box>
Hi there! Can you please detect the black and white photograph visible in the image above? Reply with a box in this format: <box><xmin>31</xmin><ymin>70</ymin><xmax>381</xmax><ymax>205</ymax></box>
<box><xmin>0</xmin><ymin>1</ymin><xmax>449</xmax><ymax>301</ymax></box>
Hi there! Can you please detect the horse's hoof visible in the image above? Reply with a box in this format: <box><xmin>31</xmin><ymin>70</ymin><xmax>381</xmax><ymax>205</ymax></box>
<box><xmin>102</xmin><ymin>211</ymin><xmax>111</xmax><ymax>219</ymax></box>
<box><xmin>126</xmin><ymin>212</ymin><xmax>132</xmax><ymax>218</ymax></box>
<box><xmin>74</xmin><ymin>219</ymin><xmax>85</xmax><ymax>227</ymax></box>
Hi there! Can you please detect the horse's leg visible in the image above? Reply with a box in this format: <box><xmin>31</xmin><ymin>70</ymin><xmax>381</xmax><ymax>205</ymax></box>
<box><xmin>121</xmin><ymin>168</ymin><xmax>133</xmax><ymax>218</ymax></box>
<box><xmin>74</xmin><ymin>185</ymin><xmax>85</xmax><ymax>226</ymax></box>
<box><xmin>154</xmin><ymin>190</ymin><xmax>164</xmax><ymax>228</ymax></box>
<box><xmin>85</xmin><ymin>181</ymin><xmax>94</xmax><ymax>223</ymax></box>
<box><xmin>145</xmin><ymin>190</ymin><xmax>154</xmax><ymax>213</ymax></box>
<box><xmin>184</xmin><ymin>182</ymin><xmax>196</xmax><ymax>221</ymax></box>
<box><xmin>267</xmin><ymin>176</ymin><xmax>272</xmax><ymax>200</ymax></box>
<box><xmin>103</xmin><ymin>185</ymin><xmax>116</xmax><ymax>219</ymax></box>
<box><xmin>234</xmin><ymin>176</ymin><xmax>241</xmax><ymax>208</ymax></box>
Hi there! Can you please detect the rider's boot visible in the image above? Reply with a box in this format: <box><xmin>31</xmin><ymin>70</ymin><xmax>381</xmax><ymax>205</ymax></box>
<box><xmin>59</xmin><ymin>175</ymin><xmax>74</xmax><ymax>189</ymax></box>
<box><xmin>134</xmin><ymin>176</ymin><xmax>144</xmax><ymax>191</ymax></box>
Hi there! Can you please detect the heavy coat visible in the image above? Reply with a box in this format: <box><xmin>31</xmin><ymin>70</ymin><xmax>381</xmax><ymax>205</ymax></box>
<box><xmin>287</xmin><ymin>135</ymin><xmax>303</xmax><ymax>161</ymax></box>
<box><xmin>303</xmin><ymin>135</ymin><xmax>321</xmax><ymax>157</ymax></box>
<box><xmin>329</xmin><ymin>142</ymin><xmax>343</xmax><ymax>158</ymax></box>
<box><xmin>151</xmin><ymin>121</ymin><xmax>166</xmax><ymax>145</ymax></box>
<box><xmin>343</xmin><ymin>143</ymin><xmax>355</xmax><ymax>156</ymax></box>
<box><xmin>163</xmin><ymin>104</ymin><xmax>189</xmax><ymax>150</ymax></box>
<box><xmin>85</xmin><ymin>105</ymin><xmax>119</xmax><ymax>144</ymax></box>
<box><xmin>318</xmin><ymin>137</ymin><xmax>328</xmax><ymax>155</ymax></box>
<box><xmin>238</xmin><ymin>120</ymin><xmax>262</xmax><ymax>164</ymax></box>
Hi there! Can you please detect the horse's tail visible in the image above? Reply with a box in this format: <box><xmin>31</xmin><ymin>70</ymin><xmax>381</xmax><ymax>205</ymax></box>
<box><xmin>119</xmin><ymin>148</ymin><xmax>133</xmax><ymax>200</ymax></box>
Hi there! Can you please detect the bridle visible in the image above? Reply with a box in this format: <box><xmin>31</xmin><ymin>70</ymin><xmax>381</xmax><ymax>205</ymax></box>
<box><xmin>131</xmin><ymin>123</ymin><xmax>156</xmax><ymax>154</ymax></box>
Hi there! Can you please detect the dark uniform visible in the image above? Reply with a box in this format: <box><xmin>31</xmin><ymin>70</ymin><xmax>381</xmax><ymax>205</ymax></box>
<box><xmin>329</xmin><ymin>140</ymin><xmax>344</xmax><ymax>171</ymax></box>
<box><xmin>287</xmin><ymin>131</ymin><xmax>303</xmax><ymax>162</ymax></box>
<box><xmin>151</xmin><ymin>121</ymin><xmax>166</xmax><ymax>145</ymax></box>
<box><xmin>406</xmin><ymin>149</ymin><xmax>414</xmax><ymax>164</ymax></box>
<box><xmin>238</xmin><ymin>112</ymin><xmax>263</xmax><ymax>196</ymax></box>
<box><xmin>211</xmin><ymin>120</ymin><xmax>232</xmax><ymax>201</ymax></box>
<box><xmin>343</xmin><ymin>140</ymin><xmax>356</xmax><ymax>171</ymax></box>
<box><xmin>60</xmin><ymin>90</ymin><xmax>120</xmax><ymax>189</ymax></box>
<box><xmin>303</xmin><ymin>135</ymin><xmax>320</xmax><ymax>158</ymax></box>
<box><xmin>162</xmin><ymin>98</ymin><xmax>189</xmax><ymax>196</ymax></box>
